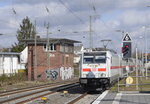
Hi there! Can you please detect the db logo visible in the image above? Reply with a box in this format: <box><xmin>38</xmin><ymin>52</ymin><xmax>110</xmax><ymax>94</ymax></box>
<box><xmin>92</xmin><ymin>68</ymin><xmax>96</xmax><ymax>71</ymax></box>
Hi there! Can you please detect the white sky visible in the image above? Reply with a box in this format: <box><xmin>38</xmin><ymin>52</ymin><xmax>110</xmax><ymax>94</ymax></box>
<box><xmin>0</xmin><ymin>0</ymin><xmax>150</xmax><ymax>53</ymax></box>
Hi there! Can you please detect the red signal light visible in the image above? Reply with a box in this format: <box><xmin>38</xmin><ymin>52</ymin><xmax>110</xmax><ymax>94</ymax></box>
<box><xmin>125</xmin><ymin>45</ymin><xmax>129</xmax><ymax>48</ymax></box>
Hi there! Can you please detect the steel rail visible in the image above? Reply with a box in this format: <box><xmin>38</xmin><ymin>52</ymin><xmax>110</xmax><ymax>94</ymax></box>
<box><xmin>0</xmin><ymin>80</ymin><xmax>78</xmax><ymax>97</ymax></box>
<box><xmin>16</xmin><ymin>83</ymin><xmax>79</xmax><ymax>104</ymax></box>
<box><xmin>0</xmin><ymin>82</ymin><xmax>79</xmax><ymax>104</ymax></box>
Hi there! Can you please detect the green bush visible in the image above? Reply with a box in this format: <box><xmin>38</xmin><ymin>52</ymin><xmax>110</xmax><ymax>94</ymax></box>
<box><xmin>0</xmin><ymin>73</ymin><xmax>27</xmax><ymax>85</ymax></box>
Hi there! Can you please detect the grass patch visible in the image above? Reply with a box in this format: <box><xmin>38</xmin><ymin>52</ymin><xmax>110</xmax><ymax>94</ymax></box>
<box><xmin>110</xmin><ymin>70</ymin><xmax>150</xmax><ymax>92</ymax></box>
<box><xmin>0</xmin><ymin>73</ymin><xmax>27</xmax><ymax>86</ymax></box>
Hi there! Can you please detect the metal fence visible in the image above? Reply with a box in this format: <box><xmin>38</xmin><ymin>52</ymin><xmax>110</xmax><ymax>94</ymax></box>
<box><xmin>118</xmin><ymin>76</ymin><xmax>150</xmax><ymax>92</ymax></box>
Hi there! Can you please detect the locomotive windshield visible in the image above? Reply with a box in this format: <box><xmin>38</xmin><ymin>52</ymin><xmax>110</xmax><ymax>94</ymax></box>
<box><xmin>83</xmin><ymin>52</ymin><xmax>106</xmax><ymax>64</ymax></box>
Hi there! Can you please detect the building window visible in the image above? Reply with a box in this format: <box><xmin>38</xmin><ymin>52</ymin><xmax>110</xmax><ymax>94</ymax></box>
<box><xmin>60</xmin><ymin>44</ymin><xmax>73</xmax><ymax>53</ymax></box>
<box><xmin>68</xmin><ymin>45</ymin><xmax>73</xmax><ymax>53</ymax></box>
<box><xmin>44</xmin><ymin>43</ymin><xmax>56</xmax><ymax>51</ymax></box>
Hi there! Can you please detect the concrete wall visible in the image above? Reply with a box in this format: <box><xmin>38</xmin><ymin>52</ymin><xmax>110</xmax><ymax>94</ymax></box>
<box><xmin>0</xmin><ymin>55</ymin><xmax>19</xmax><ymax>75</ymax></box>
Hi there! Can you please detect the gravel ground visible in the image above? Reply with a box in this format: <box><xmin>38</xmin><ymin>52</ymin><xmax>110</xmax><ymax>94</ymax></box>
<box><xmin>27</xmin><ymin>86</ymin><xmax>86</xmax><ymax>104</ymax></box>
<box><xmin>75</xmin><ymin>92</ymin><xmax>100</xmax><ymax>104</ymax></box>
<box><xmin>27</xmin><ymin>86</ymin><xmax>101</xmax><ymax>104</ymax></box>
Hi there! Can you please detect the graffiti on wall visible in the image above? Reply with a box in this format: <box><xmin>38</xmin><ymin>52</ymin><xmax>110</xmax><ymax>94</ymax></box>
<box><xmin>60</xmin><ymin>67</ymin><xmax>74</xmax><ymax>80</ymax></box>
<box><xmin>45</xmin><ymin>67</ymin><xmax>74</xmax><ymax>80</ymax></box>
<box><xmin>45</xmin><ymin>69</ymin><xmax>58</xmax><ymax>80</ymax></box>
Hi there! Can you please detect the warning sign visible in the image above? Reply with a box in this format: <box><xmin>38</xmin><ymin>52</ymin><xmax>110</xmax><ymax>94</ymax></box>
<box><xmin>123</xmin><ymin>33</ymin><xmax>131</xmax><ymax>42</ymax></box>
<box><xmin>126</xmin><ymin>76</ymin><xmax>133</xmax><ymax>84</ymax></box>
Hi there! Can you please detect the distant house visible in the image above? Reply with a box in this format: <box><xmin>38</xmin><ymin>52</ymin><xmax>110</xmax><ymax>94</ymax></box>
<box><xmin>20</xmin><ymin>47</ymin><xmax>28</xmax><ymax>70</ymax></box>
<box><xmin>0</xmin><ymin>52</ymin><xmax>21</xmax><ymax>75</ymax></box>
<box><xmin>74</xmin><ymin>45</ymin><xmax>83</xmax><ymax>64</ymax></box>
<box><xmin>25</xmin><ymin>38</ymin><xmax>80</xmax><ymax>81</ymax></box>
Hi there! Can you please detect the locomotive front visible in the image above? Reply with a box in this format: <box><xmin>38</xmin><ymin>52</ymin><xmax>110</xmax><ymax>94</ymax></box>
<box><xmin>79</xmin><ymin>51</ymin><xmax>110</xmax><ymax>90</ymax></box>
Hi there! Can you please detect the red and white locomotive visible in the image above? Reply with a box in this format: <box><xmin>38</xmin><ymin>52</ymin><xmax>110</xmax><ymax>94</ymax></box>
<box><xmin>79</xmin><ymin>49</ymin><xmax>138</xmax><ymax>90</ymax></box>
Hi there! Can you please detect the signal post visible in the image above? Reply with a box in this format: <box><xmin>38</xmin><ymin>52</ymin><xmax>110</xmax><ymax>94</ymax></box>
<box><xmin>122</xmin><ymin>33</ymin><xmax>138</xmax><ymax>90</ymax></box>
<box><xmin>122</xmin><ymin>32</ymin><xmax>132</xmax><ymax>58</ymax></box>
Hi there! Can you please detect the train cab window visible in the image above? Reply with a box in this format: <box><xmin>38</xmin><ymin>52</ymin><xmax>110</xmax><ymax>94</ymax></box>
<box><xmin>95</xmin><ymin>56</ymin><xmax>106</xmax><ymax>63</ymax></box>
<box><xmin>83</xmin><ymin>56</ymin><xmax>94</xmax><ymax>64</ymax></box>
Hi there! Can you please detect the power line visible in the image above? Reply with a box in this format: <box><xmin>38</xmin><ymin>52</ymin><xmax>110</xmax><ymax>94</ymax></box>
<box><xmin>44</xmin><ymin>5</ymin><xmax>61</xmax><ymax>25</ymax></box>
<box><xmin>58</xmin><ymin>0</ymin><xmax>85</xmax><ymax>24</ymax></box>
<box><xmin>0</xmin><ymin>19</ymin><xmax>19</xmax><ymax>27</ymax></box>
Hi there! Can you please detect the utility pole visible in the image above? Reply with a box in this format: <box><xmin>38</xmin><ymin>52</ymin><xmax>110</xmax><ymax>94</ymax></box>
<box><xmin>34</xmin><ymin>20</ymin><xmax>37</xmax><ymax>80</ymax></box>
<box><xmin>136</xmin><ymin>47</ymin><xmax>139</xmax><ymax>90</ymax></box>
<box><xmin>89</xmin><ymin>16</ymin><xmax>93</xmax><ymax>49</ymax></box>
<box><xmin>143</xmin><ymin>26</ymin><xmax>148</xmax><ymax>79</ymax></box>
<box><xmin>145</xmin><ymin>33</ymin><xmax>148</xmax><ymax>79</ymax></box>
<box><xmin>46</xmin><ymin>23</ymin><xmax>50</xmax><ymax>70</ymax></box>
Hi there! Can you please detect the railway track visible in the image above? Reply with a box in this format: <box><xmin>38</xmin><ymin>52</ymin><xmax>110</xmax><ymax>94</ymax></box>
<box><xmin>0</xmin><ymin>81</ymin><xmax>79</xmax><ymax>104</ymax></box>
<box><xmin>67</xmin><ymin>93</ymin><xmax>88</xmax><ymax>104</ymax></box>
<box><xmin>0</xmin><ymin>80</ymin><xmax>77</xmax><ymax>97</ymax></box>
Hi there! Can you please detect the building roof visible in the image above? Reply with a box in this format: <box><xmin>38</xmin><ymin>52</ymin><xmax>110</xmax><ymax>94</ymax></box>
<box><xmin>0</xmin><ymin>52</ymin><xmax>21</xmax><ymax>55</ymax></box>
<box><xmin>24</xmin><ymin>38</ymin><xmax>81</xmax><ymax>45</ymax></box>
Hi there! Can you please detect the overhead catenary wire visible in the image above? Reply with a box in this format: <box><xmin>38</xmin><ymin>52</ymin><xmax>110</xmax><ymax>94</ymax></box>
<box><xmin>43</xmin><ymin>0</ymin><xmax>109</xmax><ymax>45</ymax></box>
<box><xmin>87</xmin><ymin>0</ymin><xmax>118</xmax><ymax>35</ymax></box>
<box><xmin>1</xmin><ymin>0</ymin><xmax>124</xmax><ymax>51</ymax></box>
<box><xmin>86</xmin><ymin>0</ymin><xmax>118</xmax><ymax>49</ymax></box>
<box><xmin>58</xmin><ymin>0</ymin><xmax>85</xmax><ymax>24</ymax></box>
<box><xmin>0</xmin><ymin>19</ymin><xmax>19</xmax><ymax>27</ymax></box>
<box><xmin>44</xmin><ymin>5</ymin><xmax>62</xmax><ymax>26</ymax></box>
<box><xmin>11</xmin><ymin>0</ymin><xmax>20</xmax><ymax>26</ymax></box>
<box><xmin>41</xmin><ymin>0</ymin><xmax>92</xmax><ymax>39</ymax></box>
